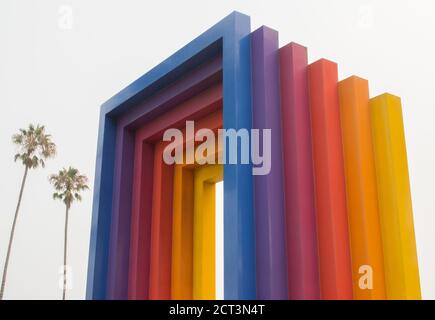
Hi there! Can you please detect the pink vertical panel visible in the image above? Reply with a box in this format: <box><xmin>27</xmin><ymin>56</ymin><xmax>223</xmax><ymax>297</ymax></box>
<box><xmin>279</xmin><ymin>43</ymin><xmax>320</xmax><ymax>299</ymax></box>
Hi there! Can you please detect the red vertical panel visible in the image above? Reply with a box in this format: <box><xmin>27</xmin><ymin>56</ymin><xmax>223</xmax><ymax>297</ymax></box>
<box><xmin>149</xmin><ymin>142</ymin><xmax>174</xmax><ymax>299</ymax></box>
<box><xmin>308</xmin><ymin>59</ymin><xmax>353</xmax><ymax>300</ymax></box>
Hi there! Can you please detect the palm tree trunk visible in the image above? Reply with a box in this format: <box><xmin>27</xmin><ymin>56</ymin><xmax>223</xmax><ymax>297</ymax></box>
<box><xmin>0</xmin><ymin>166</ymin><xmax>29</xmax><ymax>300</ymax></box>
<box><xmin>62</xmin><ymin>205</ymin><xmax>69</xmax><ymax>300</ymax></box>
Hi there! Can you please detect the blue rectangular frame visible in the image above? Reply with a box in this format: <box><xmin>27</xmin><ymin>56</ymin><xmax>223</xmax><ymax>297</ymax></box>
<box><xmin>87</xmin><ymin>11</ymin><xmax>256</xmax><ymax>300</ymax></box>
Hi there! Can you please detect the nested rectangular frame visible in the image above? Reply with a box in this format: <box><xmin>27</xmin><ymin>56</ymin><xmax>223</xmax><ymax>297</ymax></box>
<box><xmin>107</xmin><ymin>57</ymin><xmax>221</xmax><ymax>299</ymax></box>
<box><xmin>107</xmin><ymin>59</ymin><xmax>222</xmax><ymax>299</ymax></box>
<box><xmin>87</xmin><ymin>12</ymin><xmax>255</xmax><ymax>300</ymax></box>
<box><xmin>129</xmin><ymin>84</ymin><xmax>223</xmax><ymax>300</ymax></box>
<box><xmin>137</xmin><ymin>108</ymin><xmax>223</xmax><ymax>300</ymax></box>
<box><xmin>171</xmin><ymin>130</ymin><xmax>223</xmax><ymax>300</ymax></box>
<box><xmin>173</xmin><ymin>164</ymin><xmax>224</xmax><ymax>300</ymax></box>
<box><xmin>105</xmin><ymin>58</ymin><xmax>222</xmax><ymax>299</ymax></box>
<box><xmin>159</xmin><ymin>112</ymin><xmax>223</xmax><ymax>300</ymax></box>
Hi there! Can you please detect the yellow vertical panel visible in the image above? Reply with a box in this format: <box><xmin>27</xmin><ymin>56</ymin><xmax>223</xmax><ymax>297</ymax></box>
<box><xmin>338</xmin><ymin>76</ymin><xmax>386</xmax><ymax>299</ymax></box>
<box><xmin>370</xmin><ymin>93</ymin><xmax>421</xmax><ymax>299</ymax></box>
<box><xmin>193</xmin><ymin>164</ymin><xmax>223</xmax><ymax>300</ymax></box>
<box><xmin>171</xmin><ymin>165</ymin><xmax>194</xmax><ymax>299</ymax></box>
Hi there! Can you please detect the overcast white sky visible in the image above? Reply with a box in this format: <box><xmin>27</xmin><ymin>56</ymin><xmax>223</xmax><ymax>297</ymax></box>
<box><xmin>1</xmin><ymin>0</ymin><xmax>434</xmax><ymax>300</ymax></box>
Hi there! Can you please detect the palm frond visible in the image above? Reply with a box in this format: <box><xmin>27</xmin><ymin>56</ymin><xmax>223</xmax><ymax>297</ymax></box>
<box><xmin>12</xmin><ymin>134</ymin><xmax>23</xmax><ymax>145</ymax></box>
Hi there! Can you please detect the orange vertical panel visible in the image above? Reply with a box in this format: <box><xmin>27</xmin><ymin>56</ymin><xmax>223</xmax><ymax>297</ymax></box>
<box><xmin>171</xmin><ymin>165</ymin><xmax>194</xmax><ymax>299</ymax></box>
<box><xmin>338</xmin><ymin>76</ymin><xmax>386</xmax><ymax>299</ymax></box>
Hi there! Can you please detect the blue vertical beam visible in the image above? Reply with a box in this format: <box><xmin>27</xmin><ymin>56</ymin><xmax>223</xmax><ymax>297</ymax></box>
<box><xmin>86</xmin><ymin>111</ymin><xmax>116</xmax><ymax>299</ymax></box>
<box><xmin>222</xmin><ymin>13</ymin><xmax>256</xmax><ymax>300</ymax></box>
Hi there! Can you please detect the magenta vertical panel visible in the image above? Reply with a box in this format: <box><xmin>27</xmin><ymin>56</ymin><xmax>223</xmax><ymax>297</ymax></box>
<box><xmin>251</xmin><ymin>26</ymin><xmax>288</xmax><ymax>299</ymax></box>
<box><xmin>279</xmin><ymin>43</ymin><xmax>320</xmax><ymax>299</ymax></box>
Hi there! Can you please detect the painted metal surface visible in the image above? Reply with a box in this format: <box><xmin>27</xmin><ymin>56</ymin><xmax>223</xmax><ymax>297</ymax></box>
<box><xmin>148</xmin><ymin>142</ymin><xmax>174</xmax><ymax>300</ymax></box>
<box><xmin>129</xmin><ymin>85</ymin><xmax>222</xmax><ymax>300</ymax></box>
<box><xmin>88</xmin><ymin>11</ymin><xmax>420</xmax><ymax>301</ymax></box>
<box><xmin>279</xmin><ymin>42</ymin><xmax>320</xmax><ymax>299</ymax></box>
<box><xmin>308</xmin><ymin>59</ymin><xmax>353</xmax><ymax>300</ymax></box>
<box><xmin>193</xmin><ymin>165</ymin><xmax>224</xmax><ymax>299</ymax></box>
<box><xmin>338</xmin><ymin>76</ymin><xmax>386</xmax><ymax>299</ymax></box>
<box><xmin>106</xmin><ymin>58</ymin><xmax>221</xmax><ymax>299</ymax></box>
<box><xmin>251</xmin><ymin>26</ymin><xmax>287</xmax><ymax>299</ymax></box>
<box><xmin>171</xmin><ymin>111</ymin><xmax>223</xmax><ymax>300</ymax></box>
<box><xmin>370</xmin><ymin>93</ymin><xmax>421</xmax><ymax>300</ymax></box>
<box><xmin>172</xmin><ymin>165</ymin><xmax>194</xmax><ymax>299</ymax></box>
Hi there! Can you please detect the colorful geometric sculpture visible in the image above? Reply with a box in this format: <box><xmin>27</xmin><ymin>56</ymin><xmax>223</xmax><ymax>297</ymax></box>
<box><xmin>104</xmin><ymin>57</ymin><xmax>222</xmax><ymax>300</ymax></box>
<box><xmin>88</xmin><ymin>12</ymin><xmax>255</xmax><ymax>300</ymax></box>
<box><xmin>87</xmin><ymin>12</ymin><xmax>421</xmax><ymax>300</ymax></box>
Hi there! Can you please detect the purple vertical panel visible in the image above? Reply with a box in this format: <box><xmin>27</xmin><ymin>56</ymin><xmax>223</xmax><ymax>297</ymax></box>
<box><xmin>106</xmin><ymin>127</ymin><xmax>134</xmax><ymax>299</ymax></box>
<box><xmin>251</xmin><ymin>26</ymin><xmax>288</xmax><ymax>299</ymax></box>
<box><xmin>279</xmin><ymin>43</ymin><xmax>320</xmax><ymax>299</ymax></box>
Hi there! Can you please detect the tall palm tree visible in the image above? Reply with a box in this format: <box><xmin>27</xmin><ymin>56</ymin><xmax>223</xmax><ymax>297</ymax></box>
<box><xmin>49</xmin><ymin>167</ymin><xmax>88</xmax><ymax>300</ymax></box>
<box><xmin>0</xmin><ymin>124</ymin><xmax>56</xmax><ymax>300</ymax></box>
